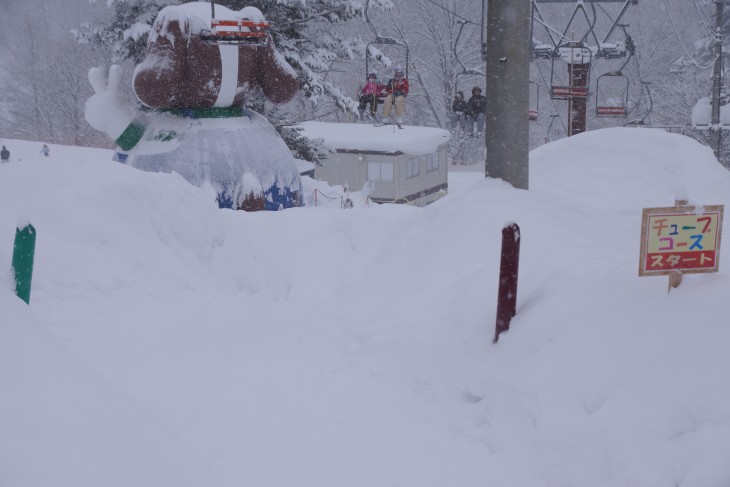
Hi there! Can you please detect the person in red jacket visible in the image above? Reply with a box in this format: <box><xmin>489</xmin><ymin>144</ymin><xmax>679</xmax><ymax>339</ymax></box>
<box><xmin>358</xmin><ymin>72</ymin><xmax>386</xmax><ymax>121</ymax></box>
<box><xmin>382</xmin><ymin>65</ymin><xmax>409</xmax><ymax>127</ymax></box>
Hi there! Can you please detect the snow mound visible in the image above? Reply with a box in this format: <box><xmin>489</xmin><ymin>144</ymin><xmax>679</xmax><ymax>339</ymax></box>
<box><xmin>0</xmin><ymin>289</ymin><xmax>220</xmax><ymax>487</ymax></box>
<box><xmin>1</xmin><ymin>129</ymin><xmax>730</xmax><ymax>487</ymax></box>
<box><xmin>530</xmin><ymin>127</ymin><xmax>730</xmax><ymax>212</ymax></box>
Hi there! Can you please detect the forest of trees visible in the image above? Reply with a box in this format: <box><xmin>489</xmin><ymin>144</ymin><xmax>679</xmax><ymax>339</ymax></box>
<box><xmin>0</xmin><ymin>0</ymin><xmax>726</xmax><ymax>165</ymax></box>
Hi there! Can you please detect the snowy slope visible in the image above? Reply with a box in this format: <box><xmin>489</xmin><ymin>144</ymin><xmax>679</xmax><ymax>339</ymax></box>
<box><xmin>1</xmin><ymin>128</ymin><xmax>729</xmax><ymax>487</ymax></box>
<box><xmin>0</xmin><ymin>292</ymin><xmax>220</xmax><ymax>487</ymax></box>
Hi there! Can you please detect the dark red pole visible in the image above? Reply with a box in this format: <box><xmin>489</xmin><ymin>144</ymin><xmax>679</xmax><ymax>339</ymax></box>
<box><xmin>568</xmin><ymin>63</ymin><xmax>589</xmax><ymax>136</ymax></box>
<box><xmin>494</xmin><ymin>223</ymin><xmax>520</xmax><ymax>343</ymax></box>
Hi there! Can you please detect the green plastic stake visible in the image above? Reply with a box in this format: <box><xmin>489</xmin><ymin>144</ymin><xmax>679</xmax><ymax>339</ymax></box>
<box><xmin>12</xmin><ymin>224</ymin><xmax>36</xmax><ymax>304</ymax></box>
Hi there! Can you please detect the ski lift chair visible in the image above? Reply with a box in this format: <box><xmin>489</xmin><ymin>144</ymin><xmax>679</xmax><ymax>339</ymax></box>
<box><xmin>200</xmin><ymin>0</ymin><xmax>270</xmax><ymax>47</ymax></box>
<box><xmin>595</xmin><ymin>71</ymin><xmax>629</xmax><ymax>118</ymax></box>
<box><xmin>549</xmin><ymin>43</ymin><xmax>592</xmax><ymax>100</ymax></box>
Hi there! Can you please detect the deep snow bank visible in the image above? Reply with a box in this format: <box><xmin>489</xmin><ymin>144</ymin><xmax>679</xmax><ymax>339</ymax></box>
<box><xmin>1</xmin><ymin>130</ymin><xmax>729</xmax><ymax>487</ymax></box>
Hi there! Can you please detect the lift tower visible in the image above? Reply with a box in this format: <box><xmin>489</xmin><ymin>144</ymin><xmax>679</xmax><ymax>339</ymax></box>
<box><xmin>531</xmin><ymin>0</ymin><xmax>638</xmax><ymax>136</ymax></box>
<box><xmin>485</xmin><ymin>0</ymin><xmax>531</xmax><ymax>189</ymax></box>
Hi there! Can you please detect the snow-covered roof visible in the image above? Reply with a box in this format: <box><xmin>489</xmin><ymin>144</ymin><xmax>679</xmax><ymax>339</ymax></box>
<box><xmin>295</xmin><ymin>121</ymin><xmax>450</xmax><ymax>156</ymax></box>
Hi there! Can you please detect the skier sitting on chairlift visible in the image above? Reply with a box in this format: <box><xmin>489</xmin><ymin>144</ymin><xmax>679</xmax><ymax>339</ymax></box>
<box><xmin>382</xmin><ymin>65</ymin><xmax>409</xmax><ymax>128</ymax></box>
<box><xmin>466</xmin><ymin>86</ymin><xmax>486</xmax><ymax>137</ymax></box>
<box><xmin>451</xmin><ymin>91</ymin><xmax>468</xmax><ymax>137</ymax></box>
<box><xmin>358</xmin><ymin>73</ymin><xmax>386</xmax><ymax>121</ymax></box>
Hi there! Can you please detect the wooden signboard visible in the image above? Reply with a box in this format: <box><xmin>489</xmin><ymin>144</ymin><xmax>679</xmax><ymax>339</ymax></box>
<box><xmin>639</xmin><ymin>205</ymin><xmax>724</xmax><ymax>277</ymax></box>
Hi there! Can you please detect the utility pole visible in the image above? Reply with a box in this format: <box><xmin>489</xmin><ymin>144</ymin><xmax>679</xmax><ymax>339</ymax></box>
<box><xmin>485</xmin><ymin>0</ymin><xmax>530</xmax><ymax>190</ymax></box>
<box><xmin>711</xmin><ymin>0</ymin><xmax>725</xmax><ymax>161</ymax></box>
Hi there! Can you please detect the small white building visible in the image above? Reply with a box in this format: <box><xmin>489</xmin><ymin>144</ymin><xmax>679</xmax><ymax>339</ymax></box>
<box><xmin>296</xmin><ymin>122</ymin><xmax>450</xmax><ymax>207</ymax></box>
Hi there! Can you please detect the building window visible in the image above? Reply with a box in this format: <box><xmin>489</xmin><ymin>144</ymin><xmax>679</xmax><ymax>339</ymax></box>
<box><xmin>368</xmin><ymin>161</ymin><xmax>393</xmax><ymax>182</ymax></box>
<box><xmin>426</xmin><ymin>153</ymin><xmax>439</xmax><ymax>172</ymax></box>
<box><xmin>406</xmin><ymin>157</ymin><xmax>420</xmax><ymax>178</ymax></box>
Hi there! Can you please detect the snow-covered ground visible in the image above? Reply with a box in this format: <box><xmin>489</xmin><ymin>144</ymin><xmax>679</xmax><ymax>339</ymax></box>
<box><xmin>1</xmin><ymin>127</ymin><xmax>729</xmax><ymax>487</ymax></box>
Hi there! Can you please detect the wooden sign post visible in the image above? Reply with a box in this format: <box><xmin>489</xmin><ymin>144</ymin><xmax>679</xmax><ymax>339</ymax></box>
<box><xmin>639</xmin><ymin>203</ymin><xmax>724</xmax><ymax>292</ymax></box>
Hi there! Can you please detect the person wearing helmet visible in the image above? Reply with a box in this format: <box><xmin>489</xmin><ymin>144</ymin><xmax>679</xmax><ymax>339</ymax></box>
<box><xmin>466</xmin><ymin>86</ymin><xmax>486</xmax><ymax>137</ymax></box>
<box><xmin>358</xmin><ymin>72</ymin><xmax>386</xmax><ymax>121</ymax></box>
<box><xmin>382</xmin><ymin>65</ymin><xmax>409</xmax><ymax>128</ymax></box>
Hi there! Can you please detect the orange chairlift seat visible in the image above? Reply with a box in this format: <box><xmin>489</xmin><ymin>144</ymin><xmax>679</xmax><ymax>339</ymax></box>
<box><xmin>595</xmin><ymin>70</ymin><xmax>629</xmax><ymax>118</ymax></box>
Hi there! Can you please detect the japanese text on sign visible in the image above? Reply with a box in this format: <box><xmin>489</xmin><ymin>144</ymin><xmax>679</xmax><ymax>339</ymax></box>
<box><xmin>639</xmin><ymin>205</ymin><xmax>724</xmax><ymax>276</ymax></box>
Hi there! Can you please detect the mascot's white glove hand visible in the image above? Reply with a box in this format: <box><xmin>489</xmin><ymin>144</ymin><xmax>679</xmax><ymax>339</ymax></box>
<box><xmin>85</xmin><ymin>65</ymin><xmax>136</xmax><ymax>140</ymax></box>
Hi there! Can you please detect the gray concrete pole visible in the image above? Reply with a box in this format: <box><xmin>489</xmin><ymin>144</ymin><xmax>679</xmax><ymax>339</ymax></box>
<box><xmin>485</xmin><ymin>0</ymin><xmax>530</xmax><ymax>190</ymax></box>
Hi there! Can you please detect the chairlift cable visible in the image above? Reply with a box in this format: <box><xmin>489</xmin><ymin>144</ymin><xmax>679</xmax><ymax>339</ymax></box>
<box><xmin>531</xmin><ymin>0</ymin><xmax>553</xmax><ymax>47</ymax></box>
<box><xmin>452</xmin><ymin>20</ymin><xmax>485</xmax><ymax>82</ymax></box>
<box><xmin>532</xmin><ymin>0</ymin><xmax>565</xmax><ymax>49</ymax></box>
<box><xmin>419</xmin><ymin>0</ymin><xmax>481</xmax><ymax>27</ymax></box>
<box><xmin>532</xmin><ymin>16</ymin><xmax>571</xmax><ymax>45</ymax></box>
<box><xmin>281</xmin><ymin>7</ymin><xmax>347</xmax><ymax>27</ymax></box>
<box><xmin>364</xmin><ymin>0</ymin><xmax>380</xmax><ymax>37</ymax></box>
<box><xmin>363</xmin><ymin>0</ymin><xmax>410</xmax><ymax>78</ymax></box>
<box><xmin>659</xmin><ymin>0</ymin><xmax>716</xmax><ymax>70</ymax></box>
<box><xmin>594</xmin><ymin>0</ymin><xmax>635</xmax><ymax>42</ymax></box>
<box><xmin>691</xmin><ymin>0</ymin><xmax>715</xmax><ymax>37</ymax></box>
<box><xmin>556</xmin><ymin>0</ymin><xmax>598</xmax><ymax>46</ymax></box>
<box><xmin>579</xmin><ymin>1</ymin><xmax>599</xmax><ymax>45</ymax></box>
<box><xmin>601</xmin><ymin>25</ymin><xmax>634</xmax><ymax>75</ymax></box>
<box><xmin>595</xmin><ymin>2</ymin><xmax>616</xmax><ymax>25</ymax></box>
<box><xmin>453</xmin><ymin>20</ymin><xmax>470</xmax><ymax>73</ymax></box>
<box><xmin>629</xmin><ymin>38</ymin><xmax>646</xmax><ymax>84</ymax></box>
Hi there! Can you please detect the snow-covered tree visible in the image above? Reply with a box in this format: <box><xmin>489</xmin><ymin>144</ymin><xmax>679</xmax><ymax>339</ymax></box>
<box><xmin>0</xmin><ymin>1</ymin><xmax>112</xmax><ymax>146</ymax></box>
<box><xmin>73</xmin><ymin>0</ymin><xmax>177</xmax><ymax>64</ymax></box>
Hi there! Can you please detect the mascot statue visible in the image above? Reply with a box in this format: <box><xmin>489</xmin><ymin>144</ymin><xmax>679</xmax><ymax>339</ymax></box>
<box><xmin>85</xmin><ymin>2</ymin><xmax>302</xmax><ymax>211</ymax></box>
